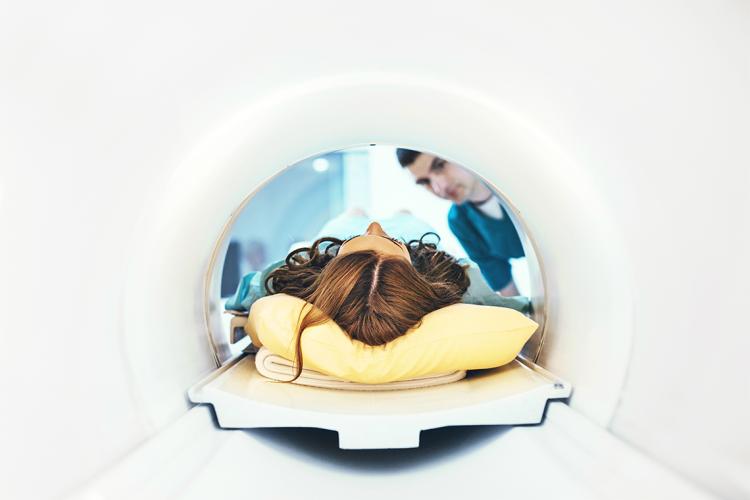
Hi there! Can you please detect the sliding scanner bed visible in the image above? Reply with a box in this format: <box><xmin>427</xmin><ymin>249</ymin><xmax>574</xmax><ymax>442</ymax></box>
<box><xmin>188</xmin><ymin>349</ymin><xmax>571</xmax><ymax>449</ymax></box>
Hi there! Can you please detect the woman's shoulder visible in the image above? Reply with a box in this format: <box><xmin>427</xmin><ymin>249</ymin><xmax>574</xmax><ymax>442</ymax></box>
<box><xmin>225</xmin><ymin>259</ymin><xmax>286</xmax><ymax>312</ymax></box>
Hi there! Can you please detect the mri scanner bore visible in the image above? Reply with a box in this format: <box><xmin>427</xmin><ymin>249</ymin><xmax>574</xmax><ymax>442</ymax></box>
<box><xmin>190</xmin><ymin>144</ymin><xmax>566</xmax><ymax>449</ymax></box>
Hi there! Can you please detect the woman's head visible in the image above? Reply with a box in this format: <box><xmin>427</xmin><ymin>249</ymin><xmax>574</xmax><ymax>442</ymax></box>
<box><xmin>265</xmin><ymin>222</ymin><xmax>469</xmax><ymax>379</ymax></box>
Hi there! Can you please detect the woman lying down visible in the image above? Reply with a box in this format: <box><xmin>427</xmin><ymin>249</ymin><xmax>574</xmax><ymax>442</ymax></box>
<box><xmin>226</xmin><ymin>212</ymin><xmax>533</xmax><ymax>384</ymax></box>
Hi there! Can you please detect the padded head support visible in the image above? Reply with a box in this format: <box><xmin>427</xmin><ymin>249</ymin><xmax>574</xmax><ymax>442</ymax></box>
<box><xmin>246</xmin><ymin>294</ymin><xmax>538</xmax><ymax>384</ymax></box>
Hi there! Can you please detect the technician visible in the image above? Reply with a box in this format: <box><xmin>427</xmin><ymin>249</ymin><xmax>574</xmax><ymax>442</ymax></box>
<box><xmin>396</xmin><ymin>149</ymin><xmax>525</xmax><ymax>296</ymax></box>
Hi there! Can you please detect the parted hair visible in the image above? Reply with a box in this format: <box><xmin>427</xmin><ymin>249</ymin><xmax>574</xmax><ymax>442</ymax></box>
<box><xmin>264</xmin><ymin>233</ymin><xmax>470</xmax><ymax>381</ymax></box>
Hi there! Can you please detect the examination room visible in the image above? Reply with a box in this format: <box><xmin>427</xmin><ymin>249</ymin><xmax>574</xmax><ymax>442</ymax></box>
<box><xmin>1</xmin><ymin>2</ymin><xmax>748</xmax><ymax>500</ymax></box>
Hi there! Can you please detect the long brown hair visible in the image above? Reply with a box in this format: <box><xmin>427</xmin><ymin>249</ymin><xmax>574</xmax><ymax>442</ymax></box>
<box><xmin>264</xmin><ymin>233</ymin><xmax>469</xmax><ymax>381</ymax></box>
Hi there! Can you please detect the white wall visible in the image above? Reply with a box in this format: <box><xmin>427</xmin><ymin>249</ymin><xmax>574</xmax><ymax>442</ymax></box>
<box><xmin>1</xmin><ymin>2</ymin><xmax>748</xmax><ymax>499</ymax></box>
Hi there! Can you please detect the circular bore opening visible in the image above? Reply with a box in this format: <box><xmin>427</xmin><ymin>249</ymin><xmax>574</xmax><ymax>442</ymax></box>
<box><xmin>205</xmin><ymin>144</ymin><xmax>546</xmax><ymax>365</ymax></box>
<box><xmin>125</xmin><ymin>77</ymin><xmax>632</xmax><ymax>429</ymax></box>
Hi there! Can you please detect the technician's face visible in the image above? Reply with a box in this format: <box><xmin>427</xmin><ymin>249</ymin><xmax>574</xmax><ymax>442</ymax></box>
<box><xmin>337</xmin><ymin>221</ymin><xmax>412</xmax><ymax>262</ymax></box>
<box><xmin>406</xmin><ymin>153</ymin><xmax>480</xmax><ymax>204</ymax></box>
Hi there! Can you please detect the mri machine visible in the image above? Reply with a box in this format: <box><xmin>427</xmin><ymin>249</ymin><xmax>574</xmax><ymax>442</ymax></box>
<box><xmin>1</xmin><ymin>2</ymin><xmax>748</xmax><ymax>499</ymax></box>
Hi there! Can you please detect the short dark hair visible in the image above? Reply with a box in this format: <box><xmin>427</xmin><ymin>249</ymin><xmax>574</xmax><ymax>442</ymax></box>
<box><xmin>396</xmin><ymin>148</ymin><xmax>422</xmax><ymax>168</ymax></box>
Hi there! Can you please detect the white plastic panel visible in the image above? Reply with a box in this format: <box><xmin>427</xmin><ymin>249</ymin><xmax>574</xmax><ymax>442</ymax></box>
<box><xmin>69</xmin><ymin>404</ymin><xmax>712</xmax><ymax>500</ymax></box>
<box><xmin>188</xmin><ymin>355</ymin><xmax>571</xmax><ymax>449</ymax></box>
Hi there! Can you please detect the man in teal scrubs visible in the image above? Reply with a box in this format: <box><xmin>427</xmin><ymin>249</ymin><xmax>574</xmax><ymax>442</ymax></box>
<box><xmin>396</xmin><ymin>148</ymin><xmax>525</xmax><ymax>296</ymax></box>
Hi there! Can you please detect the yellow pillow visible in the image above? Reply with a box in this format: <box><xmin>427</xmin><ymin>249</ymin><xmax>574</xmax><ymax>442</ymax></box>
<box><xmin>245</xmin><ymin>294</ymin><xmax>538</xmax><ymax>384</ymax></box>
